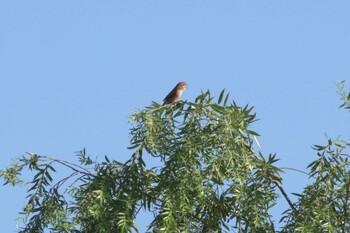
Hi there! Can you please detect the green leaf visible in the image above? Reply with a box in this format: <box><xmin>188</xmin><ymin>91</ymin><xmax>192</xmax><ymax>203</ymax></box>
<box><xmin>45</xmin><ymin>171</ymin><xmax>53</xmax><ymax>182</ymax></box>
<box><xmin>211</xmin><ymin>104</ymin><xmax>224</xmax><ymax>112</ymax></box>
<box><xmin>195</xmin><ymin>92</ymin><xmax>206</xmax><ymax>103</ymax></box>
<box><xmin>127</xmin><ymin>144</ymin><xmax>140</xmax><ymax>150</ymax></box>
<box><xmin>312</xmin><ymin>144</ymin><xmax>327</xmax><ymax>151</ymax></box>
<box><xmin>218</xmin><ymin>89</ymin><xmax>225</xmax><ymax>104</ymax></box>
<box><xmin>246</xmin><ymin>130</ymin><xmax>260</xmax><ymax>136</ymax></box>
<box><xmin>223</xmin><ymin>92</ymin><xmax>230</xmax><ymax>106</ymax></box>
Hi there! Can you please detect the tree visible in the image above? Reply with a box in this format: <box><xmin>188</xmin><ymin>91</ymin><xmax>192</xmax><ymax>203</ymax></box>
<box><xmin>338</xmin><ymin>80</ymin><xmax>350</xmax><ymax>111</ymax></box>
<box><xmin>1</xmin><ymin>86</ymin><xmax>349</xmax><ymax>233</ymax></box>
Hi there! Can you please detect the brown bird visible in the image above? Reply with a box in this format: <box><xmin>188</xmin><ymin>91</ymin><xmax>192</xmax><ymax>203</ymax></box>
<box><xmin>163</xmin><ymin>82</ymin><xmax>187</xmax><ymax>105</ymax></box>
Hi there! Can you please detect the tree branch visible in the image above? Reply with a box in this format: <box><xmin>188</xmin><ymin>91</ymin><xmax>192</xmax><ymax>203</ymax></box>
<box><xmin>343</xmin><ymin>181</ymin><xmax>350</xmax><ymax>233</ymax></box>
<box><xmin>274</xmin><ymin>180</ymin><xmax>299</xmax><ymax>216</ymax></box>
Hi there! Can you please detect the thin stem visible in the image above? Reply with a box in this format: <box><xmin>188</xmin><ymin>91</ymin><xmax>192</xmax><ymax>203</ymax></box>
<box><xmin>269</xmin><ymin>217</ymin><xmax>276</xmax><ymax>233</ymax></box>
<box><xmin>40</xmin><ymin>155</ymin><xmax>92</xmax><ymax>175</ymax></box>
<box><xmin>274</xmin><ymin>180</ymin><xmax>299</xmax><ymax>216</ymax></box>
<box><xmin>63</xmin><ymin>174</ymin><xmax>86</xmax><ymax>195</ymax></box>
<box><xmin>54</xmin><ymin>171</ymin><xmax>80</xmax><ymax>188</ymax></box>
<box><xmin>249</xmin><ymin>151</ymin><xmax>300</xmax><ymax>217</ymax></box>
<box><xmin>343</xmin><ymin>181</ymin><xmax>350</xmax><ymax>233</ymax></box>
<box><xmin>279</xmin><ymin>167</ymin><xmax>315</xmax><ymax>179</ymax></box>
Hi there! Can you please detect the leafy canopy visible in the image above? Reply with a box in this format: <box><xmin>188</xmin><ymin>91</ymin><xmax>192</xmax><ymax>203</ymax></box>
<box><xmin>1</xmin><ymin>87</ymin><xmax>350</xmax><ymax>233</ymax></box>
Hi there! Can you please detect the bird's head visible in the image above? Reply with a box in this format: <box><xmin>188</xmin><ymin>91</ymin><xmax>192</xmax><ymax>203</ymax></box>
<box><xmin>177</xmin><ymin>82</ymin><xmax>187</xmax><ymax>91</ymax></box>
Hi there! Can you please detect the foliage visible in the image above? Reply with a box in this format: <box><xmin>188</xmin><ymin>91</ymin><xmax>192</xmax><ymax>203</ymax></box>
<box><xmin>337</xmin><ymin>80</ymin><xmax>350</xmax><ymax>111</ymax></box>
<box><xmin>280</xmin><ymin>138</ymin><xmax>350</xmax><ymax>233</ymax></box>
<box><xmin>1</xmin><ymin>88</ymin><xmax>350</xmax><ymax>232</ymax></box>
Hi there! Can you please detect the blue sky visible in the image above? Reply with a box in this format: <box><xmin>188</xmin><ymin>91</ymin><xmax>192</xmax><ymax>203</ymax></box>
<box><xmin>1</xmin><ymin>0</ymin><xmax>349</xmax><ymax>232</ymax></box>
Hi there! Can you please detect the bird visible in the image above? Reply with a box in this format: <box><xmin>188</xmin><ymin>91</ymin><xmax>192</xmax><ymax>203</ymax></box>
<box><xmin>163</xmin><ymin>82</ymin><xmax>187</xmax><ymax>105</ymax></box>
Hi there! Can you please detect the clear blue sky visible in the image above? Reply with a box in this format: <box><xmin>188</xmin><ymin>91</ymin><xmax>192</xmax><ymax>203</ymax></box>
<box><xmin>1</xmin><ymin>1</ymin><xmax>349</xmax><ymax>232</ymax></box>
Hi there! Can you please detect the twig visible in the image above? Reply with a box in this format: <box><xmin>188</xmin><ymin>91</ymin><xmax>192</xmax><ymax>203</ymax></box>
<box><xmin>274</xmin><ymin>179</ymin><xmax>299</xmax><ymax>216</ymax></box>
<box><xmin>279</xmin><ymin>167</ymin><xmax>315</xmax><ymax>179</ymax></box>
<box><xmin>63</xmin><ymin>174</ymin><xmax>87</xmax><ymax>195</ymax></box>
<box><xmin>40</xmin><ymin>155</ymin><xmax>92</xmax><ymax>175</ymax></box>
<box><xmin>269</xmin><ymin>217</ymin><xmax>276</xmax><ymax>233</ymax></box>
<box><xmin>54</xmin><ymin>171</ymin><xmax>80</xmax><ymax>189</ymax></box>
<box><xmin>343</xmin><ymin>181</ymin><xmax>350</xmax><ymax>233</ymax></box>
<box><xmin>249</xmin><ymin>152</ymin><xmax>300</xmax><ymax>216</ymax></box>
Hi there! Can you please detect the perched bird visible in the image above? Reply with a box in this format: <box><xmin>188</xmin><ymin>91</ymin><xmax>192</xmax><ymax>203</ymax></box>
<box><xmin>163</xmin><ymin>82</ymin><xmax>187</xmax><ymax>105</ymax></box>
